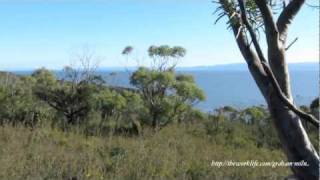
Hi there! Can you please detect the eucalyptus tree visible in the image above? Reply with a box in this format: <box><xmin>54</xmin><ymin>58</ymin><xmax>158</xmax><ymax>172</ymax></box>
<box><xmin>130</xmin><ymin>45</ymin><xmax>204</xmax><ymax>129</ymax></box>
<box><xmin>214</xmin><ymin>0</ymin><xmax>319</xmax><ymax>179</ymax></box>
<box><xmin>148</xmin><ymin>45</ymin><xmax>186</xmax><ymax>71</ymax></box>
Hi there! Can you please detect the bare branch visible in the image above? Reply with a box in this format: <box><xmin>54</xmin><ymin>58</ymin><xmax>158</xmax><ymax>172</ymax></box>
<box><xmin>285</xmin><ymin>37</ymin><xmax>298</xmax><ymax>51</ymax></box>
<box><xmin>254</xmin><ymin>0</ymin><xmax>279</xmax><ymax>47</ymax></box>
<box><xmin>277</xmin><ymin>0</ymin><xmax>305</xmax><ymax>44</ymax></box>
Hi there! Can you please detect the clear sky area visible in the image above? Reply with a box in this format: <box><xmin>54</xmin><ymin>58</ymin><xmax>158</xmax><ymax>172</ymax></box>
<box><xmin>0</xmin><ymin>0</ymin><xmax>318</xmax><ymax>70</ymax></box>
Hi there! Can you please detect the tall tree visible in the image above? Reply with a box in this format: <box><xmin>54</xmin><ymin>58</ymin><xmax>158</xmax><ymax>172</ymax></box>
<box><xmin>214</xmin><ymin>0</ymin><xmax>319</xmax><ymax>179</ymax></box>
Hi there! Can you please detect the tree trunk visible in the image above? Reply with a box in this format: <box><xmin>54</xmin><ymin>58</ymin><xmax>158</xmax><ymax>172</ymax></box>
<box><xmin>266</xmin><ymin>88</ymin><xmax>319</xmax><ymax>179</ymax></box>
<box><xmin>151</xmin><ymin>110</ymin><xmax>159</xmax><ymax>129</ymax></box>
<box><xmin>219</xmin><ymin>1</ymin><xmax>320</xmax><ymax>177</ymax></box>
<box><xmin>244</xmin><ymin>46</ymin><xmax>319</xmax><ymax>179</ymax></box>
<box><xmin>243</xmin><ymin>58</ymin><xmax>319</xmax><ymax>179</ymax></box>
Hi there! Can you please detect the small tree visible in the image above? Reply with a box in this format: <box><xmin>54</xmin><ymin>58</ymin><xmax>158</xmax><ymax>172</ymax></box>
<box><xmin>130</xmin><ymin>45</ymin><xmax>204</xmax><ymax>129</ymax></box>
<box><xmin>34</xmin><ymin>51</ymin><xmax>102</xmax><ymax>130</ymax></box>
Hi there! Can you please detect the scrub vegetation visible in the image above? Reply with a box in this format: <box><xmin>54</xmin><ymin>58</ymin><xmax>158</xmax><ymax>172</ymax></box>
<box><xmin>0</xmin><ymin>45</ymin><xmax>318</xmax><ymax>179</ymax></box>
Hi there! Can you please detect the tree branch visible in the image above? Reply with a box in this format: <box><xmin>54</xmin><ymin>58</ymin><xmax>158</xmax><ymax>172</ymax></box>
<box><xmin>238</xmin><ymin>0</ymin><xmax>267</xmax><ymax>63</ymax></box>
<box><xmin>238</xmin><ymin>0</ymin><xmax>318</xmax><ymax>128</ymax></box>
<box><xmin>218</xmin><ymin>0</ymin><xmax>270</xmax><ymax>98</ymax></box>
<box><xmin>261</xmin><ymin>61</ymin><xmax>320</xmax><ymax>129</ymax></box>
<box><xmin>254</xmin><ymin>0</ymin><xmax>293</xmax><ymax>98</ymax></box>
<box><xmin>277</xmin><ymin>0</ymin><xmax>305</xmax><ymax>44</ymax></box>
<box><xmin>254</xmin><ymin>0</ymin><xmax>279</xmax><ymax>47</ymax></box>
<box><xmin>285</xmin><ymin>37</ymin><xmax>298</xmax><ymax>51</ymax></box>
<box><xmin>218</xmin><ymin>1</ymin><xmax>258</xmax><ymax>63</ymax></box>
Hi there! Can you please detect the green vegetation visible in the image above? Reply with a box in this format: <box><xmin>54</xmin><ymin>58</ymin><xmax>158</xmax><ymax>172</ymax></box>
<box><xmin>1</xmin><ymin>122</ymin><xmax>292</xmax><ymax>180</ymax></box>
<box><xmin>310</xmin><ymin>97</ymin><xmax>319</xmax><ymax>119</ymax></box>
<box><xmin>130</xmin><ymin>45</ymin><xmax>204</xmax><ymax>129</ymax></box>
<box><xmin>0</xmin><ymin>46</ymin><xmax>318</xmax><ymax>179</ymax></box>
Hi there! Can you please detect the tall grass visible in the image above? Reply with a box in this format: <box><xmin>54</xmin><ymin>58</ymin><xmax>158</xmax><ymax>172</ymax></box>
<box><xmin>0</xmin><ymin>124</ymin><xmax>290</xmax><ymax>180</ymax></box>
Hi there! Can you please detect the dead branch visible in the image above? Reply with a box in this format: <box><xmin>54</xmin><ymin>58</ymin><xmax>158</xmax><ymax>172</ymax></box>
<box><xmin>285</xmin><ymin>37</ymin><xmax>298</xmax><ymax>51</ymax></box>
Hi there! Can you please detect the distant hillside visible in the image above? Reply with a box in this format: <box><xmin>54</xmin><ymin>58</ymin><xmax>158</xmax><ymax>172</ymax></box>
<box><xmin>6</xmin><ymin>62</ymin><xmax>318</xmax><ymax>73</ymax></box>
<box><xmin>176</xmin><ymin>62</ymin><xmax>318</xmax><ymax>72</ymax></box>
<box><xmin>288</xmin><ymin>62</ymin><xmax>319</xmax><ymax>71</ymax></box>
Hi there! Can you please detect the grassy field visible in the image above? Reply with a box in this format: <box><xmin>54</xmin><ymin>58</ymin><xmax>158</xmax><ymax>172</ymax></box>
<box><xmin>0</xmin><ymin>124</ymin><xmax>291</xmax><ymax>180</ymax></box>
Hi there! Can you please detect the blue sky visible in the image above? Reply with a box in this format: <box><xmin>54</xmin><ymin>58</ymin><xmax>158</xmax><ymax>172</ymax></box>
<box><xmin>0</xmin><ymin>0</ymin><xmax>318</xmax><ymax>70</ymax></box>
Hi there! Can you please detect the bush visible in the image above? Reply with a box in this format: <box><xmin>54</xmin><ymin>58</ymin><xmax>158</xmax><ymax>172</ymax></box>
<box><xmin>0</xmin><ymin>74</ymin><xmax>52</xmax><ymax>127</ymax></box>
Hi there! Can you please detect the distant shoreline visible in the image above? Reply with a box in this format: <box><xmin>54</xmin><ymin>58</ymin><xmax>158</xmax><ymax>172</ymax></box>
<box><xmin>3</xmin><ymin>62</ymin><xmax>318</xmax><ymax>72</ymax></box>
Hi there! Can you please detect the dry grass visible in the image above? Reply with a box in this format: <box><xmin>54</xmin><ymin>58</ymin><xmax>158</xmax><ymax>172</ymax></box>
<box><xmin>0</xmin><ymin>124</ymin><xmax>290</xmax><ymax>180</ymax></box>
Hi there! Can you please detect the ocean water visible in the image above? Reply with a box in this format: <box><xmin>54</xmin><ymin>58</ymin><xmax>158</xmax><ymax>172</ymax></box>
<box><xmin>98</xmin><ymin>70</ymin><xmax>318</xmax><ymax>111</ymax></box>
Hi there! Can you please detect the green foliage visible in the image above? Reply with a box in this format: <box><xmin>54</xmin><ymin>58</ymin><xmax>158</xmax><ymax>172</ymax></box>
<box><xmin>206</xmin><ymin>106</ymin><xmax>282</xmax><ymax>149</ymax></box>
<box><xmin>148</xmin><ymin>45</ymin><xmax>186</xmax><ymax>58</ymax></box>
<box><xmin>0</xmin><ymin>69</ymin><xmax>317</xmax><ymax>179</ymax></box>
<box><xmin>0</xmin><ymin>125</ymin><xmax>291</xmax><ymax>180</ymax></box>
<box><xmin>239</xmin><ymin>106</ymin><xmax>267</xmax><ymax>125</ymax></box>
<box><xmin>31</xmin><ymin>68</ymin><xmax>57</xmax><ymax>87</ymax></box>
<box><xmin>310</xmin><ymin>97</ymin><xmax>319</xmax><ymax>119</ymax></box>
<box><xmin>214</xmin><ymin>0</ymin><xmax>284</xmax><ymax>37</ymax></box>
<box><xmin>0</xmin><ymin>73</ymin><xmax>52</xmax><ymax>127</ymax></box>
<box><xmin>0</xmin><ymin>68</ymin><xmax>316</xmax><ymax>152</ymax></box>
<box><xmin>88</xmin><ymin>88</ymin><xmax>143</xmax><ymax>136</ymax></box>
<box><xmin>0</xmin><ymin>62</ymin><xmax>317</xmax><ymax>180</ymax></box>
<box><xmin>130</xmin><ymin>67</ymin><xmax>205</xmax><ymax>128</ymax></box>
<box><xmin>174</xmin><ymin>74</ymin><xmax>206</xmax><ymax>103</ymax></box>
<box><xmin>147</xmin><ymin>45</ymin><xmax>186</xmax><ymax>71</ymax></box>
<box><xmin>128</xmin><ymin>45</ymin><xmax>204</xmax><ymax>129</ymax></box>
<box><xmin>95</xmin><ymin>89</ymin><xmax>127</xmax><ymax>120</ymax></box>
<box><xmin>26</xmin><ymin>67</ymin><xmax>144</xmax><ymax>134</ymax></box>
<box><xmin>35</xmin><ymin>81</ymin><xmax>97</xmax><ymax>127</ymax></box>
<box><xmin>310</xmin><ymin>97</ymin><xmax>319</xmax><ymax>109</ymax></box>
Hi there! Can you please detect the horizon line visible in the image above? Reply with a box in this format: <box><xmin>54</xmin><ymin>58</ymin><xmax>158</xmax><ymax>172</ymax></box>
<box><xmin>3</xmin><ymin>61</ymin><xmax>318</xmax><ymax>72</ymax></box>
